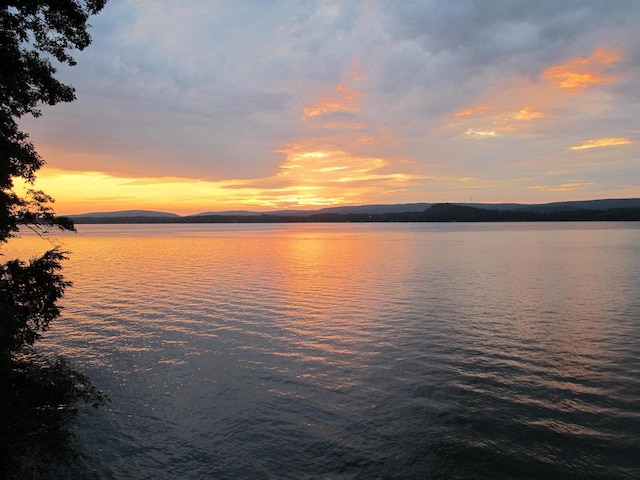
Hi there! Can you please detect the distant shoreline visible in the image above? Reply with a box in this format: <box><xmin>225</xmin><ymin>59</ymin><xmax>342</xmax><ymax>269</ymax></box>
<box><xmin>67</xmin><ymin>203</ymin><xmax>640</xmax><ymax>224</ymax></box>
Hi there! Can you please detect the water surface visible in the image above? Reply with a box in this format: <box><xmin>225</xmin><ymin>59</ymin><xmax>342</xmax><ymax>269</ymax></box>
<box><xmin>7</xmin><ymin>223</ymin><xmax>640</xmax><ymax>479</ymax></box>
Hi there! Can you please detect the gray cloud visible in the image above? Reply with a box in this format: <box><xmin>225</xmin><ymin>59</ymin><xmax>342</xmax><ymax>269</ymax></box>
<box><xmin>24</xmin><ymin>0</ymin><xmax>640</xmax><ymax>204</ymax></box>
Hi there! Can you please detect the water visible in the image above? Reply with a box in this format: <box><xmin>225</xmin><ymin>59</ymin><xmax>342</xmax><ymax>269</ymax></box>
<box><xmin>6</xmin><ymin>223</ymin><xmax>640</xmax><ymax>479</ymax></box>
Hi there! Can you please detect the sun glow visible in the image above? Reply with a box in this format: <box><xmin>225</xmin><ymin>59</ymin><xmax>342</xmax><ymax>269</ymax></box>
<box><xmin>30</xmin><ymin>136</ymin><xmax>432</xmax><ymax>214</ymax></box>
<box><xmin>19</xmin><ymin>33</ymin><xmax>636</xmax><ymax>217</ymax></box>
<box><xmin>25</xmin><ymin>169</ymin><xmax>266</xmax><ymax>215</ymax></box>
<box><xmin>22</xmin><ymin>56</ymin><xmax>441</xmax><ymax>215</ymax></box>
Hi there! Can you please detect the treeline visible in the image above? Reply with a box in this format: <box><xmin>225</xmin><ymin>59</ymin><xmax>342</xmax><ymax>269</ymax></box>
<box><xmin>70</xmin><ymin>203</ymin><xmax>640</xmax><ymax>224</ymax></box>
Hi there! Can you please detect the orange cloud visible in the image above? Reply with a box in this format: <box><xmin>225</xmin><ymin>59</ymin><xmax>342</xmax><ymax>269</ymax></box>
<box><xmin>302</xmin><ymin>65</ymin><xmax>363</xmax><ymax>120</ymax></box>
<box><xmin>543</xmin><ymin>48</ymin><xmax>623</xmax><ymax>90</ymax></box>
<box><xmin>302</xmin><ymin>87</ymin><xmax>361</xmax><ymax>118</ymax></box>
<box><xmin>210</xmin><ymin>59</ymin><xmax>430</xmax><ymax>210</ymax></box>
<box><xmin>514</xmin><ymin>106</ymin><xmax>544</xmax><ymax>120</ymax></box>
<box><xmin>448</xmin><ymin>96</ymin><xmax>546</xmax><ymax>138</ymax></box>
<box><xmin>266</xmin><ymin>143</ymin><xmax>432</xmax><ymax>208</ymax></box>
<box><xmin>592</xmin><ymin>48</ymin><xmax>624</xmax><ymax>65</ymax></box>
<box><xmin>455</xmin><ymin>104</ymin><xmax>491</xmax><ymax>117</ymax></box>
<box><xmin>33</xmin><ymin>57</ymin><xmax>443</xmax><ymax>214</ymax></box>
<box><xmin>444</xmin><ymin>50</ymin><xmax>625</xmax><ymax>139</ymax></box>
<box><xmin>529</xmin><ymin>182</ymin><xmax>594</xmax><ymax>192</ymax></box>
<box><xmin>570</xmin><ymin>137</ymin><xmax>633</xmax><ymax>150</ymax></box>
<box><xmin>450</xmin><ymin>105</ymin><xmax>545</xmax><ymax>138</ymax></box>
<box><xmin>278</xmin><ymin>146</ymin><xmax>385</xmax><ymax>184</ymax></box>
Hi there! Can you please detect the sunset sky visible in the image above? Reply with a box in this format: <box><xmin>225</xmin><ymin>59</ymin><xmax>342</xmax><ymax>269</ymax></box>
<box><xmin>19</xmin><ymin>0</ymin><xmax>640</xmax><ymax>215</ymax></box>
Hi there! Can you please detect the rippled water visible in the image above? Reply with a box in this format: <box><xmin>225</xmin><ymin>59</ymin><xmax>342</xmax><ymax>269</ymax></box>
<box><xmin>6</xmin><ymin>223</ymin><xmax>640</xmax><ymax>479</ymax></box>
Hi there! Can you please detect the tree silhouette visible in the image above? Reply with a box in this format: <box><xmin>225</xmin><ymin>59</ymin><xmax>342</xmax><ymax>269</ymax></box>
<box><xmin>1</xmin><ymin>0</ymin><xmax>106</xmax><ymax>365</ymax></box>
<box><xmin>1</xmin><ymin>2</ymin><xmax>107</xmax><ymax>476</ymax></box>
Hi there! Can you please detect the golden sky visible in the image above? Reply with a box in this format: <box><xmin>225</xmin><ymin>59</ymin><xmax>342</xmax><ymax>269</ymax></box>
<box><xmin>20</xmin><ymin>1</ymin><xmax>640</xmax><ymax>215</ymax></box>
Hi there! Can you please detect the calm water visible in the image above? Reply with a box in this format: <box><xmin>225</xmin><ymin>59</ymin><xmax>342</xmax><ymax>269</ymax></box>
<box><xmin>6</xmin><ymin>223</ymin><xmax>640</xmax><ymax>479</ymax></box>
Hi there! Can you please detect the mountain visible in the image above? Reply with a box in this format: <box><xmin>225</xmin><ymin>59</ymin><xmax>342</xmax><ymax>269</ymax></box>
<box><xmin>458</xmin><ymin>198</ymin><xmax>640</xmax><ymax>212</ymax></box>
<box><xmin>68</xmin><ymin>210</ymin><xmax>180</xmax><ymax>219</ymax></box>
<box><xmin>314</xmin><ymin>203</ymin><xmax>433</xmax><ymax>215</ymax></box>
<box><xmin>512</xmin><ymin>198</ymin><xmax>640</xmax><ymax>212</ymax></box>
<box><xmin>447</xmin><ymin>198</ymin><xmax>640</xmax><ymax>212</ymax></box>
<box><xmin>191</xmin><ymin>203</ymin><xmax>433</xmax><ymax>217</ymax></box>
<box><xmin>66</xmin><ymin>198</ymin><xmax>640</xmax><ymax>223</ymax></box>
<box><xmin>189</xmin><ymin>210</ymin><xmax>257</xmax><ymax>217</ymax></box>
<box><xmin>191</xmin><ymin>199</ymin><xmax>640</xmax><ymax>217</ymax></box>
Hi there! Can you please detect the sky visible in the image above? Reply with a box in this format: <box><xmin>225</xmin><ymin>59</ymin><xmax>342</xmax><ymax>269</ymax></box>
<box><xmin>18</xmin><ymin>0</ymin><xmax>640</xmax><ymax>215</ymax></box>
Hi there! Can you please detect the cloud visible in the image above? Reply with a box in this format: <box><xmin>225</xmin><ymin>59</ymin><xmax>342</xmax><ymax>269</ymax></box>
<box><xmin>543</xmin><ymin>48</ymin><xmax>624</xmax><ymax>90</ymax></box>
<box><xmin>570</xmin><ymin>137</ymin><xmax>633</xmax><ymax>150</ymax></box>
<box><xmin>514</xmin><ymin>107</ymin><xmax>544</xmax><ymax>120</ymax></box>
<box><xmin>464</xmin><ymin>129</ymin><xmax>497</xmax><ymax>138</ymax></box>
<box><xmin>16</xmin><ymin>0</ymin><xmax>640</xmax><ymax>211</ymax></box>
<box><xmin>455</xmin><ymin>104</ymin><xmax>491</xmax><ymax>118</ymax></box>
<box><xmin>529</xmin><ymin>182</ymin><xmax>595</xmax><ymax>192</ymax></box>
<box><xmin>302</xmin><ymin>63</ymin><xmax>364</xmax><ymax>130</ymax></box>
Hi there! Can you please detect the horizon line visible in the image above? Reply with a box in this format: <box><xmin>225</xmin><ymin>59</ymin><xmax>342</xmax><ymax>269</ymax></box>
<box><xmin>63</xmin><ymin>197</ymin><xmax>640</xmax><ymax>218</ymax></box>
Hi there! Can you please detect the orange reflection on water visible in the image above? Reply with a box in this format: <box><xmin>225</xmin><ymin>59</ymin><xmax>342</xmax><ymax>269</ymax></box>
<box><xmin>263</xmin><ymin>227</ymin><xmax>415</xmax><ymax>363</ymax></box>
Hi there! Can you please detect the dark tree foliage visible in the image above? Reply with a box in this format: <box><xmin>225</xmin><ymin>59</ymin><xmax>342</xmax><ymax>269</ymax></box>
<box><xmin>1</xmin><ymin>0</ymin><xmax>106</xmax><ymax>241</ymax></box>
<box><xmin>1</xmin><ymin>0</ymin><xmax>106</xmax><ymax>361</ymax></box>
<box><xmin>0</xmin><ymin>249</ymin><xmax>69</xmax><ymax>355</ymax></box>
<box><xmin>1</xmin><ymin>1</ymin><xmax>108</xmax><ymax>476</ymax></box>
<box><xmin>1</xmin><ymin>352</ymin><xmax>106</xmax><ymax>479</ymax></box>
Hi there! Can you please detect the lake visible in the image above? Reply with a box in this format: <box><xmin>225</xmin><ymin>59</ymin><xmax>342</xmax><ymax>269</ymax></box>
<box><xmin>5</xmin><ymin>222</ymin><xmax>640</xmax><ymax>479</ymax></box>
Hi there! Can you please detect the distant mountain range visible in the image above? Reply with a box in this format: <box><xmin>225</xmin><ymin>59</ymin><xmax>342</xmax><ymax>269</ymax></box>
<box><xmin>69</xmin><ymin>209</ymin><xmax>182</xmax><ymax>218</ymax></box>
<box><xmin>67</xmin><ymin>198</ymin><xmax>640</xmax><ymax>223</ymax></box>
